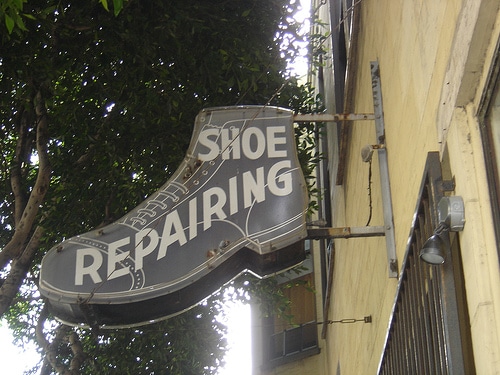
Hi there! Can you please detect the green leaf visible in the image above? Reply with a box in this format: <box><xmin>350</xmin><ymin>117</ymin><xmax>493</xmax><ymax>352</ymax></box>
<box><xmin>13</xmin><ymin>0</ymin><xmax>25</xmax><ymax>10</ymax></box>
<box><xmin>113</xmin><ymin>0</ymin><xmax>124</xmax><ymax>16</ymax></box>
<box><xmin>14</xmin><ymin>14</ymin><xmax>27</xmax><ymax>31</ymax></box>
<box><xmin>5</xmin><ymin>14</ymin><xmax>14</xmax><ymax>34</ymax></box>
<box><xmin>100</xmin><ymin>0</ymin><xmax>109</xmax><ymax>11</ymax></box>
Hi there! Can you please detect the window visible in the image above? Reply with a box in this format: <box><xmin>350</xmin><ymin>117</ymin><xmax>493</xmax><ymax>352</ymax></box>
<box><xmin>482</xmin><ymin>65</ymin><xmax>500</xmax><ymax>250</ymax></box>
<box><xmin>377</xmin><ymin>152</ymin><xmax>475</xmax><ymax>374</ymax></box>
<box><xmin>257</xmin><ymin>261</ymin><xmax>320</xmax><ymax>370</ymax></box>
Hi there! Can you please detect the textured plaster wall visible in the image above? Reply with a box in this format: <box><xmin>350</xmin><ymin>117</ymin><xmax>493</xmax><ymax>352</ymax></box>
<box><xmin>322</xmin><ymin>0</ymin><xmax>500</xmax><ymax>374</ymax></box>
<box><xmin>326</xmin><ymin>1</ymin><xmax>461</xmax><ymax>373</ymax></box>
<box><xmin>446</xmin><ymin>104</ymin><xmax>500</xmax><ymax>375</ymax></box>
<box><xmin>266</xmin><ymin>0</ymin><xmax>500</xmax><ymax>374</ymax></box>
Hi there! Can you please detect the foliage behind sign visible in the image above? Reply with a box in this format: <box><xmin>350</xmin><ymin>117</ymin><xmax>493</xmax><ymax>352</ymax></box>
<box><xmin>0</xmin><ymin>0</ymin><xmax>320</xmax><ymax>373</ymax></box>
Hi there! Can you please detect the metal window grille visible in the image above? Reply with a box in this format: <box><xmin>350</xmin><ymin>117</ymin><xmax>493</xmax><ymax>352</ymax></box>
<box><xmin>269</xmin><ymin>321</ymin><xmax>318</xmax><ymax>360</ymax></box>
<box><xmin>378</xmin><ymin>152</ymin><xmax>469</xmax><ymax>375</ymax></box>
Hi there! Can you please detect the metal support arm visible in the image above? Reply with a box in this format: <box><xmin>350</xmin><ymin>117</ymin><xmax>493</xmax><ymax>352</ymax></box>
<box><xmin>307</xmin><ymin>226</ymin><xmax>385</xmax><ymax>239</ymax></box>
<box><xmin>295</xmin><ymin>61</ymin><xmax>398</xmax><ymax>278</ymax></box>
<box><xmin>294</xmin><ymin>113</ymin><xmax>375</xmax><ymax>122</ymax></box>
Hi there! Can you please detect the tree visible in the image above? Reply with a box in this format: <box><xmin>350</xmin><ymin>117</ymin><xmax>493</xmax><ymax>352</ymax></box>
<box><xmin>0</xmin><ymin>0</ymin><xmax>320</xmax><ymax>374</ymax></box>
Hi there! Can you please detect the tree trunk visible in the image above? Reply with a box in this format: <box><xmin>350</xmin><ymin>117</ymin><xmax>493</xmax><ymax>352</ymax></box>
<box><xmin>0</xmin><ymin>226</ymin><xmax>44</xmax><ymax>315</ymax></box>
<box><xmin>0</xmin><ymin>87</ymin><xmax>51</xmax><ymax>312</ymax></box>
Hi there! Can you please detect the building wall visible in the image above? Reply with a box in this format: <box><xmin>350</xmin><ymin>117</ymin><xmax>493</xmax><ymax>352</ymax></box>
<box><xmin>311</xmin><ymin>0</ymin><xmax>500</xmax><ymax>374</ymax></box>
<box><xmin>253</xmin><ymin>1</ymin><xmax>500</xmax><ymax>373</ymax></box>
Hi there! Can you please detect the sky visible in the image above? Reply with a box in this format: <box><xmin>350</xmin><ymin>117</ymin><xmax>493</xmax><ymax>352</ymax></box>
<box><xmin>0</xmin><ymin>321</ymin><xmax>41</xmax><ymax>373</ymax></box>
<box><xmin>218</xmin><ymin>302</ymin><xmax>252</xmax><ymax>375</ymax></box>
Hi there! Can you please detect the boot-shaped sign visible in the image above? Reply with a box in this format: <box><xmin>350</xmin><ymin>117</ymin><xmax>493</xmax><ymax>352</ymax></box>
<box><xmin>40</xmin><ymin>106</ymin><xmax>309</xmax><ymax>328</ymax></box>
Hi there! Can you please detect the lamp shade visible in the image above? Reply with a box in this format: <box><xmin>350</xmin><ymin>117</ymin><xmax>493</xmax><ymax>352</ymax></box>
<box><xmin>419</xmin><ymin>234</ymin><xmax>446</xmax><ymax>265</ymax></box>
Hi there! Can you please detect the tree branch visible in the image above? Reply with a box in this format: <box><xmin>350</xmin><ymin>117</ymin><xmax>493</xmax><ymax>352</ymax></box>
<box><xmin>37</xmin><ymin>304</ymin><xmax>60</xmax><ymax>375</ymax></box>
<box><xmin>68</xmin><ymin>331</ymin><xmax>86</xmax><ymax>374</ymax></box>
<box><xmin>36</xmin><ymin>303</ymin><xmax>50</xmax><ymax>350</ymax></box>
<box><xmin>10</xmin><ymin>104</ymin><xmax>31</xmax><ymax>225</ymax></box>
<box><xmin>0</xmin><ymin>89</ymin><xmax>52</xmax><ymax>269</ymax></box>
<box><xmin>37</xmin><ymin>304</ymin><xmax>86</xmax><ymax>375</ymax></box>
<box><xmin>0</xmin><ymin>225</ymin><xmax>44</xmax><ymax>316</ymax></box>
<box><xmin>45</xmin><ymin>324</ymin><xmax>73</xmax><ymax>375</ymax></box>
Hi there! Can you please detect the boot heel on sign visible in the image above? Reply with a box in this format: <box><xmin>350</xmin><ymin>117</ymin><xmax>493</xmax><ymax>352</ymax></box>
<box><xmin>40</xmin><ymin>106</ymin><xmax>308</xmax><ymax>327</ymax></box>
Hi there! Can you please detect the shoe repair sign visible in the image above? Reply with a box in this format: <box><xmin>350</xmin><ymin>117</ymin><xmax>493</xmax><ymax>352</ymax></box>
<box><xmin>40</xmin><ymin>106</ymin><xmax>308</xmax><ymax>327</ymax></box>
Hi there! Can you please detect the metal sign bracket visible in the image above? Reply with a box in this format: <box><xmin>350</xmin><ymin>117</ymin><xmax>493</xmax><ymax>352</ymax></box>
<box><xmin>295</xmin><ymin>61</ymin><xmax>398</xmax><ymax>278</ymax></box>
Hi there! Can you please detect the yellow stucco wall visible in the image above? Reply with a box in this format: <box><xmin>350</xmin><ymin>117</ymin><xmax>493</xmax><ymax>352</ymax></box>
<box><xmin>326</xmin><ymin>1</ymin><xmax>461</xmax><ymax>371</ymax></box>
<box><xmin>314</xmin><ymin>0</ymin><xmax>500</xmax><ymax>374</ymax></box>
<box><xmin>447</xmin><ymin>105</ymin><xmax>500</xmax><ymax>375</ymax></box>
<box><xmin>261</xmin><ymin>1</ymin><xmax>500</xmax><ymax>373</ymax></box>
<box><xmin>261</xmin><ymin>355</ymin><xmax>325</xmax><ymax>375</ymax></box>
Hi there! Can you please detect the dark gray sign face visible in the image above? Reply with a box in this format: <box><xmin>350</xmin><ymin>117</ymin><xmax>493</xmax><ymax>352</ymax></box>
<box><xmin>40</xmin><ymin>106</ymin><xmax>308</xmax><ymax>327</ymax></box>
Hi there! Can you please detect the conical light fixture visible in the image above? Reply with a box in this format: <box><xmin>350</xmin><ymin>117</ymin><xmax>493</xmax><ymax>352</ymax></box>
<box><xmin>419</xmin><ymin>196</ymin><xmax>465</xmax><ymax>265</ymax></box>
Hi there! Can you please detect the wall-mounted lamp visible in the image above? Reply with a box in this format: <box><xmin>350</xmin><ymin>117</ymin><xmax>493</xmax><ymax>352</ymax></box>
<box><xmin>419</xmin><ymin>196</ymin><xmax>465</xmax><ymax>265</ymax></box>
